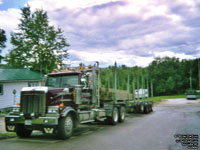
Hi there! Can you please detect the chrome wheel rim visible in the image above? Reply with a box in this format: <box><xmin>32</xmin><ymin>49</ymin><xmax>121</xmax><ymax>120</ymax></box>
<box><xmin>141</xmin><ymin>105</ymin><xmax>144</xmax><ymax>112</ymax></box>
<box><xmin>113</xmin><ymin>109</ymin><xmax>118</xmax><ymax>122</ymax></box>
<box><xmin>64</xmin><ymin>116</ymin><xmax>73</xmax><ymax>134</ymax></box>
<box><xmin>121</xmin><ymin>109</ymin><xmax>125</xmax><ymax>120</ymax></box>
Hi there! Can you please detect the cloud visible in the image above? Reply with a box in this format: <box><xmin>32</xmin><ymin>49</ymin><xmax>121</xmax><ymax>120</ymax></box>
<box><xmin>68</xmin><ymin>49</ymin><xmax>154</xmax><ymax>67</ymax></box>
<box><xmin>154</xmin><ymin>51</ymin><xmax>198</xmax><ymax>62</ymax></box>
<box><xmin>26</xmin><ymin>0</ymin><xmax>120</xmax><ymax>11</ymax></box>
<box><xmin>0</xmin><ymin>9</ymin><xmax>20</xmax><ymax>32</ymax></box>
<box><xmin>1</xmin><ymin>0</ymin><xmax>200</xmax><ymax>67</ymax></box>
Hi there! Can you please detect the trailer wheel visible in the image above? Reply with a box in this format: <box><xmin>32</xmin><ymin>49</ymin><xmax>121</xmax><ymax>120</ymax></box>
<box><xmin>140</xmin><ymin>104</ymin><xmax>144</xmax><ymax>113</ymax></box>
<box><xmin>107</xmin><ymin>107</ymin><xmax>119</xmax><ymax>125</ymax></box>
<box><xmin>57</xmin><ymin>114</ymin><xmax>74</xmax><ymax>139</ymax></box>
<box><xmin>119</xmin><ymin>106</ymin><xmax>126</xmax><ymax>123</ymax></box>
<box><xmin>150</xmin><ymin>105</ymin><xmax>153</xmax><ymax>112</ymax></box>
<box><xmin>16</xmin><ymin>124</ymin><xmax>32</xmax><ymax>138</ymax></box>
<box><xmin>135</xmin><ymin>104</ymin><xmax>140</xmax><ymax>113</ymax></box>
<box><xmin>144</xmin><ymin>105</ymin><xmax>148</xmax><ymax>114</ymax></box>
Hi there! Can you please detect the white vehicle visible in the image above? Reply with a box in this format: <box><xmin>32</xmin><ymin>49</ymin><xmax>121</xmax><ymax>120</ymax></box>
<box><xmin>135</xmin><ymin>89</ymin><xmax>149</xmax><ymax>99</ymax></box>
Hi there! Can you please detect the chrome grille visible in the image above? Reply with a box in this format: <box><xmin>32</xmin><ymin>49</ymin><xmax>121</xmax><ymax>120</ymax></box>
<box><xmin>20</xmin><ymin>92</ymin><xmax>46</xmax><ymax>117</ymax></box>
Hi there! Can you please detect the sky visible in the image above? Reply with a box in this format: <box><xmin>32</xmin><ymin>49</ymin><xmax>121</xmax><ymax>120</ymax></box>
<box><xmin>0</xmin><ymin>0</ymin><xmax>200</xmax><ymax>67</ymax></box>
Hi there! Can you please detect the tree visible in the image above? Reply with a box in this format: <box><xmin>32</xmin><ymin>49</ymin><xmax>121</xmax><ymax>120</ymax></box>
<box><xmin>0</xmin><ymin>29</ymin><xmax>7</xmax><ymax>63</ymax></box>
<box><xmin>0</xmin><ymin>29</ymin><xmax>6</xmax><ymax>48</ymax></box>
<box><xmin>5</xmin><ymin>6</ymin><xmax>69</xmax><ymax>74</ymax></box>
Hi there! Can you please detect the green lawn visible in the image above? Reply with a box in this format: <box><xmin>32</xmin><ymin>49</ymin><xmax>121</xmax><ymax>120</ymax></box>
<box><xmin>0</xmin><ymin>132</ymin><xmax>16</xmax><ymax>137</ymax></box>
<box><xmin>142</xmin><ymin>94</ymin><xmax>187</xmax><ymax>103</ymax></box>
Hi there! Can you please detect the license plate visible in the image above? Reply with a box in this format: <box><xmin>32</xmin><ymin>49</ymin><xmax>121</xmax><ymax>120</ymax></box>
<box><xmin>25</xmin><ymin>120</ymin><xmax>32</xmax><ymax>125</ymax></box>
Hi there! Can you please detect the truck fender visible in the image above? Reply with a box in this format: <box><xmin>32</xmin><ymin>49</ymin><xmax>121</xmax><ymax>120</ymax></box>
<box><xmin>60</xmin><ymin>107</ymin><xmax>78</xmax><ymax>128</ymax></box>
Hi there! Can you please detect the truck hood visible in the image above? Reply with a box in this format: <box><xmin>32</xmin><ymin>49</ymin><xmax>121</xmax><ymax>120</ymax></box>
<box><xmin>47</xmin><ymin>87</ymin><xmax>74</xmax><ymax>105</ymax></box>
<box><xmin>21</xmin><ymin>86</ymin><xmax>48</xmax><ymax>93</ymax></box>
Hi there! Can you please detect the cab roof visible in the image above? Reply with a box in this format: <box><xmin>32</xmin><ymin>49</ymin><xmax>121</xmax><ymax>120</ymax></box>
<box><xmin>48</xmin><ymin>71</ymin><xmax>81</xmax><ymax>76</ymax></box>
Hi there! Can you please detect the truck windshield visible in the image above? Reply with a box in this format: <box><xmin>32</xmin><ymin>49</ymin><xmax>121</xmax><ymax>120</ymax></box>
<box><xmin>46</xmin><ymin>75</ymin><xmax>79</xmax><ymax>88</ymax></box>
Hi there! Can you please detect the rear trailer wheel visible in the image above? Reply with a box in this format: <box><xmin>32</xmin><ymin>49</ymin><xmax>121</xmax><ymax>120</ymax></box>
<box><xmin>144</xmin><ymin>105</ymin><xmax>148</xmax><ymax>114</ymax></box>
<box><xmin>119</xmin><ymin>106</ymin><xmax>126</xmax><ymax>123</ymax></box>
<box><xmin>150</xmin><ymin>104</ymin><xmax>153</xmax><ymax>112</ymax></box>
<box><xmin>16</xmin><ymin>125</ymin><xmax>32</xmax><ymax>138</ymax></box>
<box><xmin>107</xmin><ymin>107</ymin><xmax>119</xmax><ymax>125</ymax></box>
<box><xmin>57</xmin><ymin>114</ymin><xmax>74</xmax><ymax>139</ymax></box>
<box><xmin>140</xmin><ymin>104</ymin><xmax>144</xmax><ymax>113</ymax></box>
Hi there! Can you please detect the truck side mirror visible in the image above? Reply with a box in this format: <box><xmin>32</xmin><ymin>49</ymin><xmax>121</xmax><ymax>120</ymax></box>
<box><xmin>81</xmin><ymin>78</ymin><xmax>87</xmax><ymax>88</ymax></box>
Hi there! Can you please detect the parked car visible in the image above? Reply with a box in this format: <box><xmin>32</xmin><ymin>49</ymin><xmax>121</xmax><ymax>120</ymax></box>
<box><xmin>186</xmin><ymin>90</ymin><xmax>197</xmax><ymax>100</ymax></box>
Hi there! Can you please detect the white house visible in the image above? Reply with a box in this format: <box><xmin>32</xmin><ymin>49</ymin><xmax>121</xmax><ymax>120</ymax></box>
<box><xmin>0</xmin><ymin>68</ymin><xmax>42</xmax><ymax>109</ymax></box>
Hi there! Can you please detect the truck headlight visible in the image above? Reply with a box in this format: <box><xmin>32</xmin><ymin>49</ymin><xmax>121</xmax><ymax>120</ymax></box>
<box><xmin>48</xmin><ymin>106</ymin><xmax>59</xmax><ymax>114</ymax></box>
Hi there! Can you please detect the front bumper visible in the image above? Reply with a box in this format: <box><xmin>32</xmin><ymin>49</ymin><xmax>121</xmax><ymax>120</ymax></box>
<box><xmin>5</xmin><ymin>115</ymin><xmax>59</xmax><ymax>132</ymax></box>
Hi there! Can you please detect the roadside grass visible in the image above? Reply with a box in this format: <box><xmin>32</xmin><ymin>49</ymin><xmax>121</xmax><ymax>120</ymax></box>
<box><xmin>0</xmin><ymin>107</ymin><xmax>12</xmax><ymax>117</ymax></box>
<box><xmin>142</xmin><ymin>94</ymin><xmax>186</xmax><ymax>103</ymax></box>
<box><xmin>197</xmin><ymin>94</ymin><xmax>200</xmax><ymax>99</ymax></box>
<box><xmin>0</xmin><ymin>132</ymin><xmax>16</xmax><ymax>137</ymax></box>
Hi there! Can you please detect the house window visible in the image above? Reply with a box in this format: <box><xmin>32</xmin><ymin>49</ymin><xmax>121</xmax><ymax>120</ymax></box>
<box><xmin>0</xmin><ymin>84</ymin><xmax>3</xmax><ymax>95</ymax></box>
<box><xmin>28</xmin><ymin>82</ymin><xmax>39</xmax><ymax>87</ymax></box>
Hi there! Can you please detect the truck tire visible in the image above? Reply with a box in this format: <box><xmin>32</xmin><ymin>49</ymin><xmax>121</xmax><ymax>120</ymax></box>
<box><xmin>16</xmin><ymin>124</ymin><xmax>32</xmax><ymax>138</ymax></box>
<box><xmin>140</xmin><ymin>104</ymin><xmax>144</xmax><ymax>113</ymax></box>
<box><xmin>106</xmin><ymin>107</ymin><xmax>119</xmax><ymax>125</ymax></box>
<box><xmin>57</xmin><ymin>114</ymin><xmax>74</xmax><ymax>139</ymax></box>
<box><xmin>119</xmin><ymin>106</ymin><xmax>126</xmax><ymax>123</ymax></box>
<box><xmin>135</xmin><ymin>104</ymin><xmax>140</xmax><ymax>113</ymax></box>
<box><xmin>150</xmin><ymin>104</ymin><xmax>153</xmax><ymax>112</ymax></box>
<box><xmin>144</xmin><ymin>105</ymin><xmax>148</xmax><ymax>114</ymax></box>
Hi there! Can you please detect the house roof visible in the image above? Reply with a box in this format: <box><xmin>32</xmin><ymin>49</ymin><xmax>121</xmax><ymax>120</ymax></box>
<box><xmin>0</xmin><ymin>68</ymin><xmax>42</xmax><ymax>82</ymax></box>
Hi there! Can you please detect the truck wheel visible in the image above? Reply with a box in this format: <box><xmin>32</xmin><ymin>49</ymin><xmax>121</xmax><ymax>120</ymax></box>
<box><xmin>119</xmin><ymin>106</ymin><xmax>126</xmax><ymax>123</ymax></box>
<box><xmin>57</xmin><ymin>114</ymin><xmax>74</xmax><ymax>139</ymax></box>
<box><xmin>135</xmin><ymin>104</ymin><xmax>139</xmax><ymax>113</ymax></box>
<box><xmin>16</xmin><ymin>124</ymin><xmax>32</xmax><ymax>138</ymax></box>
<box><xmin>144</xmin><ymin>105</ymin><xmax>148</xmax><ymax>114</ymax></box>
<box><xmin>150</xmin><ymin>105</ymin><xmax>153</xmax><ymax>112</ymax></box>
<box><xmin>140</xmin><ymin>104</ymin><xmax>144</xmax><ymax>113</ymax></box>
<box><xmin>107</xmin><ymin>107</ymin><xmax>119</xmax><ymax>125</ymax></box>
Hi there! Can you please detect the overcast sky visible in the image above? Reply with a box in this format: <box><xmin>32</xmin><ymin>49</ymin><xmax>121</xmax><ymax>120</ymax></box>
<box><xmin>0</xmin><ymin>0</ymin><xmax>200</xmax><ymax>67</ymax></box>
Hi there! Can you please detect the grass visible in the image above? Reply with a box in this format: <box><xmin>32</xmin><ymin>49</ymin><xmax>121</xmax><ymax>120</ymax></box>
<box><xmin>142</xmin><ymin>94</ymin><xmax>186</xmax><ymax>103</ymax></box>
<box><xmin>0</xmin><ymin>132</ymin><xmax>16</xmax><ymax>138</ymax></box>
<box><xmin>0</xmin><ymin>107</ymin><xmax>12</xmax><ymax>117</ymax></box>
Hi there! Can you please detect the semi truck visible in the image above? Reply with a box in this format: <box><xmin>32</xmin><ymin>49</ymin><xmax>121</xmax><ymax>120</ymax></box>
<box><xmin>5</xmin><ymin>62</ymin><xmax>153</xmax><ymax>139</ymax></box>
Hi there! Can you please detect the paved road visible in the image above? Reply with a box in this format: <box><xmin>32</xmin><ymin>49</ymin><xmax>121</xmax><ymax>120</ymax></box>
<box><xmin>1</xmin><ymin>98</ymin><xmax>200</xmax><ymax>150</ymax></box>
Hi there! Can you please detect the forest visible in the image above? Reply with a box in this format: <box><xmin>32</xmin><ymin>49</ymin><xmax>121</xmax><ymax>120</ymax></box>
<box><xmin>100</xmin><ymin>57</ymin><xmax>200</xmax><ymax>96</ymax></box>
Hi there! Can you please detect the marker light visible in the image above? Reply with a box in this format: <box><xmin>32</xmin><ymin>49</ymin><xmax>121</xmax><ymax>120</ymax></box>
<box><xmin>59</xmin><ymin>103</ymin><xmax>64</xmax><ymax>108</ymax></box>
